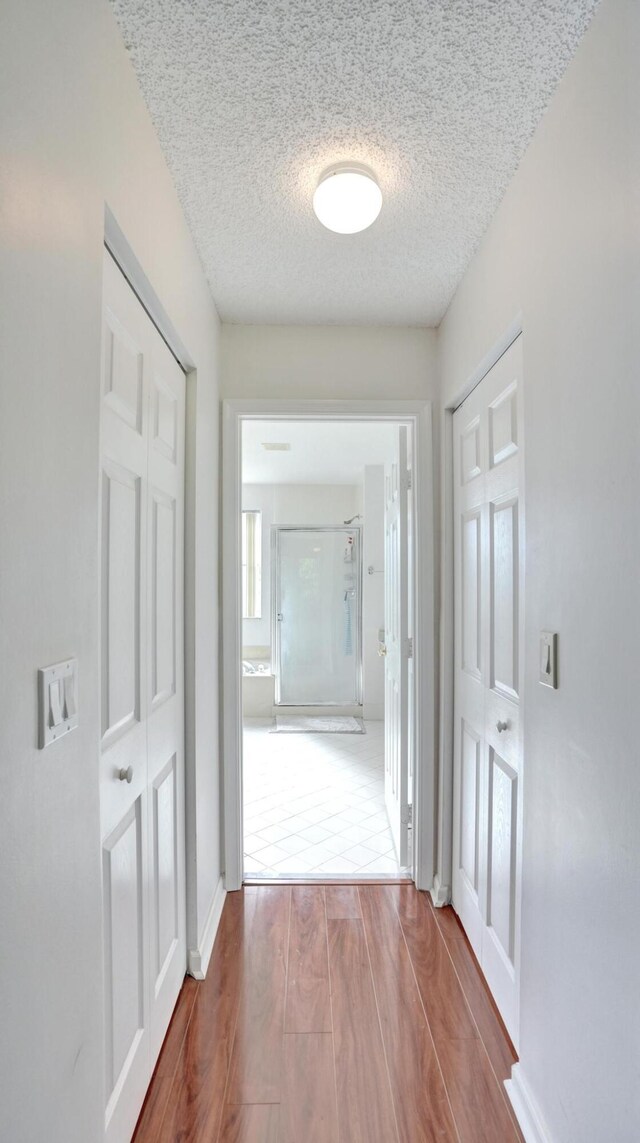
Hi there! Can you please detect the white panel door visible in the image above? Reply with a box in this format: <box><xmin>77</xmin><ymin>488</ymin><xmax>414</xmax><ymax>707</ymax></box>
<box><xmin>384</xmin><ymin>425</ymin><xmax>410</xmax><ymax>866</ymax></box>
<box><xmin>452</xmin><ymin>336</ymin><xmax>524</xmax><ymax>1045</ymax></box>
<box><xmin>146</xmin><ymin>339</ymin><xmax>185</xmax><ymax>1062</ymax></box>
<box><xmin>100</xmin><ymin>250</ymin><xmax>186</xmax><ymax>1143</ymax></box>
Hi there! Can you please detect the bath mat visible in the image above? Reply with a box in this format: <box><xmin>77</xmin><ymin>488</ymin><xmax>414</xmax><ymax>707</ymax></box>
<box><xmin>271</xmin><ymin>715</ymin><xmax>365</xmax><ymax>734</ymax></box>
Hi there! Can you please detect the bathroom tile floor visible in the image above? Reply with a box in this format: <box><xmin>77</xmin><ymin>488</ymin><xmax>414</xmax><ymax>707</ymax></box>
<box><xmin>243</xmin><ymin>718</ymin><xmax>409</xmax><ymax>878</ymax></box>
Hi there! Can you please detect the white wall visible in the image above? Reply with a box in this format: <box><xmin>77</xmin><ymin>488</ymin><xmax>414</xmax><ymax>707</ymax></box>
<box><xmin>362</xmin><ymin>467</ymin><xmax>385</xmax><ymax>718</ymax></box>
<box><xmin>437</xmin><ymin>0</ymin><xmax>640</xmax><ymax>1137</ymax></box>
<box><xmin>222</xmin><ymin>324</ymin><xmax>437</xmax><ymax>400</ymax></box>
<box><xmin>0</xmin><ymin>2</ymin><xmax>221</xmax><ymax>1140</ymax></box>
<box><xmin>242</xmin><ymin>483</ymin><xmax>361</xmax><ymax>652</ymax></box>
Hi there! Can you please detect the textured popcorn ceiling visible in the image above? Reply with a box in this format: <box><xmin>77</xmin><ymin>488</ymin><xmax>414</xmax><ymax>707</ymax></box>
<box><xmin>110</xmin><ymin>0</ymin><xmax>599</xmax><ymax>326</ymax></box>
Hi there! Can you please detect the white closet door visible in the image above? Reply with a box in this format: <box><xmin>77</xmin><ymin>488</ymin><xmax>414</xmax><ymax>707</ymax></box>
<box><xmin>99</xmin><ymin>250</ymin><xmax>186</xmax><ymax>1143</ymax></box>
<box><xmin>384</xmin><ymin>426</ymin><xmax>410</xmax><ymax>866</ymax></box>
<box><xmin>146</xmin><ymin>303</ymin><xmax>186</xmax><ymax>1062</ymax></box>
<box><xmin>452</xmin><ymin>336</ymin><xmax>524</xmax><ymax>1046</ymax></box>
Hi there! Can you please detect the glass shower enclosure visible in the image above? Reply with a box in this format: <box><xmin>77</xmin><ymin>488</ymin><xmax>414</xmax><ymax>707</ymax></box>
<box><xmin>272</xmin><ymin>527</ymin><xmax>362</xmax><ymax>706</ymax></box>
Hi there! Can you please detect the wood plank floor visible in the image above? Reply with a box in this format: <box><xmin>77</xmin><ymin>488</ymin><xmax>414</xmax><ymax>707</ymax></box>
<box><xmin>133</xmin><ymin>885</ymin><xmax>523</xmax><ymax>1142</ymax></box>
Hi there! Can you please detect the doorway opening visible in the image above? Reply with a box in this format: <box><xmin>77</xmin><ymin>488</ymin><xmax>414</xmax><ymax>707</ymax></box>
<box><xmin>238</xmin><ymin>417</ymin><xmax>412</xmax><ymax>880</ymax></box>
<box><xmin>222</xmin><ymin>400</ymin><xmax>435</xmax><ymax>892</ymax></box>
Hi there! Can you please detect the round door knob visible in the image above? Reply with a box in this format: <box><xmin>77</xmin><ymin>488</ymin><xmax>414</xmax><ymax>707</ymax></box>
<box><xmin>496</xmin><ymin>720</ymin><xmax>509</xmax><ymax>733</ymax></box>
<box><xmin>118</xmin><ymin>765</ymin><xmax>134</xmax><ymax>783</ymax></box>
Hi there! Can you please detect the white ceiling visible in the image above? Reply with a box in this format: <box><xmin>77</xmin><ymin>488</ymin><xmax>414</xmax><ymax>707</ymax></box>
<box><xmin>111</xmin><ymin>0</ymin><xmax>599</xmax><ymax>326</ymax></box>
<box><xmin>242</xmin><ymin>420</ymin><xmax>399</xmax><ymax>484</ymax></box>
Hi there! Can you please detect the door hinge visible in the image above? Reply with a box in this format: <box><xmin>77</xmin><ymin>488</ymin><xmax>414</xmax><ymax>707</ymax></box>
<box><xmin>402</xmin><ymin>469</ymin><xmax>413</xmax><ymax>492</ymax></box>
<box><xmin>405</xmin><ymin>636</ymin><xmax>413</xmax><ymax>659</ymax></box>
<box><xmin>402</xmin><ymin>805</ymin><xmax>413</xmax><ymax>827</ymax></box>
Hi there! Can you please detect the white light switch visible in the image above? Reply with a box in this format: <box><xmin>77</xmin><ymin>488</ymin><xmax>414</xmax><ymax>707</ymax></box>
<box><xmin>49</xmin><ymin>679</ymin><xmax>63</xmax><ymax>727</ymax></box>
<box><xmin>38</xmin><ymin>659</ymin><xmax>78</xmax><ymax>747</ymax></box>
<box><xmin>539</xmin><ymin>632</ymin><xmax>558</xmax><ymax>689</ymax></box>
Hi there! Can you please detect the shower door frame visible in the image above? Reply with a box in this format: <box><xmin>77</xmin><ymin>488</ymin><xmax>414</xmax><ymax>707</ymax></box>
<box><xmin>272</xmin><ymin>526</ymin><xmax>363</xmax><ymax>707</ymax></box>
<box><xmin>222</xmin><ymin>398</ymin><xmax>436</xmax><ymax>896</ymax></box>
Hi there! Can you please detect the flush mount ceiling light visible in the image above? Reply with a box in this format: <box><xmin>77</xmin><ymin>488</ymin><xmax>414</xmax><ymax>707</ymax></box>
<box><xmin>312</xmin><ymin>163</ymin><xmax>382</xmax><ymax>234</ymax></box>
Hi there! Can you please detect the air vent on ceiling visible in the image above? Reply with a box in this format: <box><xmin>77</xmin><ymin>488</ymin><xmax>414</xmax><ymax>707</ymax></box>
<box><xmin>261</xmin><ymin>442</ymin><xmax>291</xmax><ymax>451</ymax></box>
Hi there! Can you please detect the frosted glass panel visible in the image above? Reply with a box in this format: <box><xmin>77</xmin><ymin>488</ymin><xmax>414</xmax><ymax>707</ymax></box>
<box><xmin>276</xmin><ymin>529</ymin><xmax>360</xmax><ymax>705</ymax></box>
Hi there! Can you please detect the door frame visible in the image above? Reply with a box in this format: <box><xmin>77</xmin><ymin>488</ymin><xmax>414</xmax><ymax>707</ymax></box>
<box><xmin>272</xmin><ymin>526</ymin><xmax>363</xmax><ymax>707</ymax></box>
<box><xmin>432</xmin><ymin>314</ymin><xmax>524</xmax><ymax>909</ymax></box>
<box><xmin>222</xmin><ymin>398</ymin><xmax>436</xmax><ymax>892</ymax></box>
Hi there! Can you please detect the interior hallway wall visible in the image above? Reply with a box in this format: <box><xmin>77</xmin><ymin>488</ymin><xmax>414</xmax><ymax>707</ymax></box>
<box><xmin>222</xmin><ymin>324</ymin><xmax>437</xmax><ymax>401</ymax></box>
<box><xmin>0</xmin><ymin>1</ymin><xmax>222</xmax><ymax>1140</ymax></box>
<box><xmin>436</xmin><ymin>0</ymin><xmax>639</xmax><ymax>1137</ymax></box>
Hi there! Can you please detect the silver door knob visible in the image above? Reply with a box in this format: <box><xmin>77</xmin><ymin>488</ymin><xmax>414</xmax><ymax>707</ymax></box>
<box><xmin>496</xmin><ymin>720</ymin><xmax>509</xmax><ymax>733</ymax></box>
<box><xmin>118</xmin><ymin>765</ymin><xmax>134</xmax><ymax>783</ymax></box>
<box><xmin>378</xmin><ymin>644</ymin><xmax>387</xmax><ymax>657</ymax></box>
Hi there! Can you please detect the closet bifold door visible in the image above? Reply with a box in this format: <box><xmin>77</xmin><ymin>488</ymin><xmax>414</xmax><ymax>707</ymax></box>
<box><xmin>452</xmin><ymin>335</ymin><xmax>524</xmax><ymax>1048</ymax></box>
<box><xmin>99</xmin><ymin>249</ymin><xmax>186</xmax><ymax>1143</ymax></box>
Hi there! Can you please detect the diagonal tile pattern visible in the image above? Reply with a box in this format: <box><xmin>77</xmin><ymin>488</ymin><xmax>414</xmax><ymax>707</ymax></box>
<box><xmin>243</xmin><ymin>718</ymin><xmax>407</xmax><ymax>878</ymax></box>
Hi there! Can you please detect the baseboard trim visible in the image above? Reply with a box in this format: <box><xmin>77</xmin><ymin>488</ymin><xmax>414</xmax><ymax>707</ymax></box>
<box><xmin>430</xmin><ymin>874</ymin><xmax>451</xmax><ymax>907</ymax></box>
<box><xmin>505</xmin><ymin>1064</ymin><xmax>553</xmax><ymax>1143</ymax></box>
<box><xmin>187</xmin><ymin>875</ymin><xmax>226</xmax><ymax>980</ymax></box>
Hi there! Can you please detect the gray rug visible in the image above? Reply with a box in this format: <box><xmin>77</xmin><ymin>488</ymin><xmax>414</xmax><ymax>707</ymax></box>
<box><xmin>271</xmin><ymin>715</ymin><xmax>365</xmax><ymax>734</ymax></box>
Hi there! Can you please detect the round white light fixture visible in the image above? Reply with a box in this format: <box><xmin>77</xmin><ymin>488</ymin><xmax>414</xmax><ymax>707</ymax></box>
<box><xmin>312</xmin><ymin>162</ymin><xmax>382</xmax><ymax>234</ymax></box>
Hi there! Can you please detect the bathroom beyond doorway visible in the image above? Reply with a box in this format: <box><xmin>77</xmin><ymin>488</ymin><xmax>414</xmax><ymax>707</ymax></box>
<box><xmin>240</xmin><ymin>417</ymin><xmax>412</xmax><ymax>880</ymax></box>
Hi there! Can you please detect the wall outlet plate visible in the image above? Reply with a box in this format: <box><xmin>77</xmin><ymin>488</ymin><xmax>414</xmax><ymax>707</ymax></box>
<box><xmin>539</xmin><ymin>632</ymin><xmax>558</xmax><ymax>689</ymax></box>
<box><xmin>38</xmin><ymin>658</ymin><xmax>78</xmax><ymax>747</ymax></box>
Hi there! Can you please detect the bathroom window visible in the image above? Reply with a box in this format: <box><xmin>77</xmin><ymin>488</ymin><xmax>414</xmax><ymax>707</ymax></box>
<box><xmin>242</xmin><ymin>510</ymin><xmax>262</xmax><ymax>619</ymax></box>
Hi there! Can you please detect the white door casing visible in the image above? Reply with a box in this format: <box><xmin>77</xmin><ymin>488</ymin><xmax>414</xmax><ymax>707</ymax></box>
<box><xmin>222</xmin><ymin>400</ymin><xmax>435</xmax><ymax>893</ymax></box>
<box><xmin>384</xmin><ymin>425</ymin><xmax>410</xmax><ymax>866</ymax></box>
<box><xmin>452</xmin><ymin>335</ymin><xmax>524</xmax><ymax>1046</ymax></box>
<box><xmin>100</xmin><ymin>250</ymin><xmax>186</xmax><ymax>1142</ymax></box>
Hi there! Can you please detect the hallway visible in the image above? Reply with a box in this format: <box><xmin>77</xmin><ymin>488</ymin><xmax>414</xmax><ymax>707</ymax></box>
<box><xmin>133</xmin><ymin>884</ymin><xmax>521</xmax><ymax>1142</ymax></box>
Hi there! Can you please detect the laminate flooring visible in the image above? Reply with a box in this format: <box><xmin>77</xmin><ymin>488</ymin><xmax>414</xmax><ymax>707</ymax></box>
<box><xmin>133</xmin><ymin>884</ymin><xmax>523</xmax><ymax>1143</ymax></box>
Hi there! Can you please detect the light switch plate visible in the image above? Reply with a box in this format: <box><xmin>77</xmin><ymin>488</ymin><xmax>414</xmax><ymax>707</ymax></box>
<box><xmin>539</xmin><ymin>632</ymin><xmax>558</xmax><ymax>689</ymax></box>
<box><xmin>38</xmin><ymin>658</ymin><xmax>78</xmax><ymax>747</ymax></box>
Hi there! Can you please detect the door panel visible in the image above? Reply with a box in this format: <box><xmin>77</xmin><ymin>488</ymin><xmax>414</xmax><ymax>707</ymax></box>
<box><xmin>460</xmin><ymin>723</ymin><xmax>480</xmax><ymax>892</ymax></box>
<box><xmin>102</xmin><ymin>798</ymin><xmax>147</xmax><ymax>1128</ymax></box>
<box><xmin>151</xmin><ymin>375</ymin><xmax>178</xmax><ymax>462</ymax></box>
<box><xmin>103</xmin><ymin>310</ymin><xmax>144</xmax><ymax>433</ymax></box>
<box><xmin>460</xmin><ymin>417</ymin><xmax>481</xmax><ymax>484</ymax></box>
<box><xmin>461</xmin><ymin>511</ymin><xmax>481</xmax><ymax>678</ymax></box>
<box><xmin>490</xmin><ymin>496</ymin><xmax>519</xmax><ymax>699</ymax></box>
<box><xmin>152</xmin><ymin>755</ymin><xmax>179</xmax><ymax>987</ymax></box>
<box><xmin>489</xmin><ymin>383</ymin><xmax>518</xmax><ymax>467</ymax></box>
<box><xmin>101</xmin><ymin>462</ymin><xmax>142</xmax><ymax>743</ymax></box>
<box><xmin>453</xmin><ymin>335</ymin><xmax>524</xmax><ymax>1046</ymax></box>
<box><xmin>150</xmin><ymin>491</ymin><xmax>176</xmax><ymax>708</ymax></box>
<box><xmin>487</xmin><ymin>751</ymin><xmax>517</xmax><ymax>962</ymax></box>
<box><xmin>100</xmin><ymin>249</ymin><xmax>185</xmax><ymax>1143</ymax></box>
